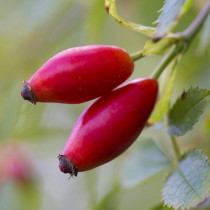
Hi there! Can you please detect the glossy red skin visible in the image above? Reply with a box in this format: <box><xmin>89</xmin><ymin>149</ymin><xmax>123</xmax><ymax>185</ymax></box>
<box><xmin>28</xmin><ymin>45</ymin><xmax>134</xmax><ymax>104</ymax></box>
<box><xmin>62</xmin><ymin>78</ymin><xmax>158</xmax><ymax>171</ymax></box>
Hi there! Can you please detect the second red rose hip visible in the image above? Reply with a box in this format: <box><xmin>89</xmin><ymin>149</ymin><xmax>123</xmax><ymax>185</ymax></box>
<box><xmin>58</xmin><ymin>78</ymin><xmax>158</xmax><ymax>177</ymax></box>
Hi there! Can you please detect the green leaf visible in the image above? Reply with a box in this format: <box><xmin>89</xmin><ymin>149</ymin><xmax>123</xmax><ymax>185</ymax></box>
<box><xmin>167</xmin><ymin>87</ymin><xmax>210</xmax><ymax>136</ymax></box>
<box><xmin>149</xmin><ymin>60</ymin><xmax>177</xmax><ymax>123</ymax></box>
<box><xmin>121</xmin><ymin>139</ymin><xmax>172</xmax><ymax>188</ymax></box>
<box><xmin>143</xmin><ymin>36</ymin><xmax>178</xmax><ymax>55</ymax></box>
<box><xmin>155</xmin><ymin>0</ymin><xmax>194</xmax><ymax>37</ymax></box>
<box><xmin>162</xmin><ymin>150</ymin><xmax>210</xmax><ymax>210</ymax></box>
<box><xmin>105</xmin><ymin>0</ymin><xmax>155</xmax><ymax>37</ymax></box>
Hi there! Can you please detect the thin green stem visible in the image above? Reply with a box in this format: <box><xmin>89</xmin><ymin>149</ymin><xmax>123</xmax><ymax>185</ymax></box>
<box><xmin>150</xmin><ymin>42</ymin><xmax>184</xmax><ymax>80</ymax></box>
<box><xmin>130</xmin><ymin>50</ymin><xmax>143</xmax><ymax>62</ymax></box>
<box><xmin>170</xmin><ymin>135</ymin><xmax>181</xmax><ymax>160</ymax></box>
<box><xmin>178</xmin><ymin>1</ymin><xmax>210</xmax><ymax>43</ymax></box>
<box><xmin>131</xmin><ymin>2</ymin><xmax>209</xmax><ymax>80</ymax></box>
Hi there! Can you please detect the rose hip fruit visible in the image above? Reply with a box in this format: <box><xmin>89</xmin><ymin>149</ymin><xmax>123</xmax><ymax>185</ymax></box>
<box><xmin>21</xmin><ymin>45</ymin><xmax>134</xmax><ymax>104</ymax></box>
<box><xmin>58</xmin><ymin>78</ymin><xmax>158</xmax><ymax>177</ymax></box>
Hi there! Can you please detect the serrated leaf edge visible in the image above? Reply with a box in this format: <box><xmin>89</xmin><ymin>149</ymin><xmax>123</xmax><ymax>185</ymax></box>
<box><xmin>167</xmin><ymin>86</ymin><xmax>210</xmax><ymax>136</ymax></box>
<box><xmin>161</xmin><ymin>149</ymin><xmax>210</xmax><ymax>210</ymax></box>
<box><xmin>155</xmin><ymin>0</ymin><xmax>194</xmax><ymax>37</ymax></box>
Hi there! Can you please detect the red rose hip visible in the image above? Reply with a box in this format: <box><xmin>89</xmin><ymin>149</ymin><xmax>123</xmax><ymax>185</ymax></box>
<box><xmin>58</xmin><ymin>78</ymin><xmax>158</xmax><ymax>177</ymax></box>
<box><xmin>21</xmin><ymin>45</ymin><xmax>134</xmax><ymax>104</ymax></box>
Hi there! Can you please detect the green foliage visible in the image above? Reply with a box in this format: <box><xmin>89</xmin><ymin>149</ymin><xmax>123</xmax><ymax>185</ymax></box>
<box><xmin>86</xmin><ymin>0</ymin><xmax>107</xmax><ymax>42</ymax></box>
<box><xmin>105</xmin><ymin>0</ymin><xmax>155</xmax><ymax>37</ymax></box>
<box><xmin>162</xmin><ymin>150</ymin><xmax>210</xmax><ymax>210</ymax></box>
<box><xmin>149</xmin><ymin>60</ymin><xmax>177</xmax><ymax>123</ymax></box>
<box><xmin>199</xmin><ymin>13</ymin><xmax>210</xmax><ymax>53</ymax></box>
<box><xmin>16</xmin><ymin>181</ymin><xmax>41</xmax><ymax>210</ymax></box>
<box><xmin>150</xmin><ymin>203</ymin><xmax>173</xmax><ymax>210</ymax></box>
<box><xmin>0</xmin><ymin>0</ymin><xmax>210</xmax><ymax>210</ymax></box>
<box><xmin>0</xmin><ymin>181</ymin><xmax>41</xmax><ymax>210</ymax></box>
<box><xmin>94</xmin><ymin>185</ymin><xmax>120</xmax><ymax>210</ymax></box>
<box><xmin>155</xmin><ymin>0</ymin><xmax>194</xmax><ymax>37</ymax></box>
<box><xmin>0</xmin><ymin>86</ymin><xmax>22</xmax><ymax>141</ymax></box>
<box><xmin>143</xmin><ymin>37</ymin><xmax>178</xmax><ymax>55</ymax></box>
<box><xmin>121</xmin><ymin>139</ymin><xmax>172</xmax><ymax>188</ymax></box>
<box><xmin>167</xmin><ymin>87</ymin><xmax>210</xmax><ymax>136</ymax></box>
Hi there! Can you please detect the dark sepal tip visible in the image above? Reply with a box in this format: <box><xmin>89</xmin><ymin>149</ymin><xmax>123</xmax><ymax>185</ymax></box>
<box><xmin>21</xmin><ymin>81</ymin><xmax>37</xmax><ymax>105</ymax></box>
<box><xmin>58</xmin><ymin>154</ymin><xmax>78</xmax><ymax>177</ymax></box>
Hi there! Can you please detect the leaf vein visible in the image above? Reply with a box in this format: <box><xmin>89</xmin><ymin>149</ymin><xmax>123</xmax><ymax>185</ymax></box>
<box><xmin>178</xmin><ymin>168</ymin><xmax>203</xmax><ymax>200</ymax></box>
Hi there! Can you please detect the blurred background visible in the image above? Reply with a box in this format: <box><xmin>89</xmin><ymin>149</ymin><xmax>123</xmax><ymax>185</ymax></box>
<box><xmin>0</xmin><ymin>0</ymin><xmax>209</xmax><ymax>210</ymax></box>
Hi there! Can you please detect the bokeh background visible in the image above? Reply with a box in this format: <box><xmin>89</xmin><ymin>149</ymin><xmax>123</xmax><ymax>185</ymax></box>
<box><xmin>0</xmin><ymin>0</ymin><xmax>209</xmax><ymax>210</ymax></box>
